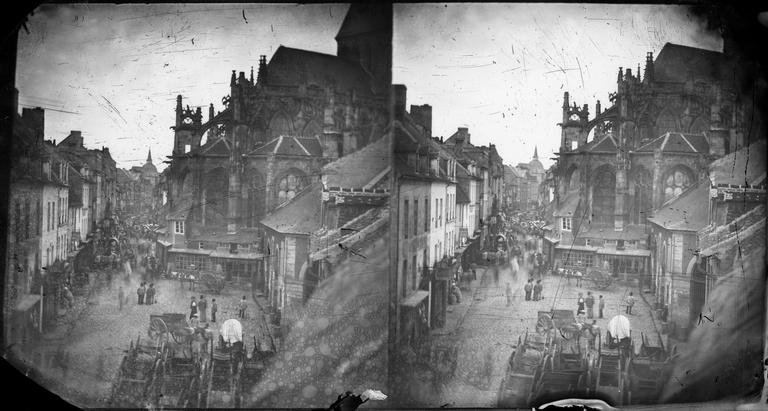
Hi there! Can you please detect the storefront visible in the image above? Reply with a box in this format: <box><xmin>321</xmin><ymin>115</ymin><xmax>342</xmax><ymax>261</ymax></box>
<box><xmin>400</xmin><ymin>290</ymin><xmax>431</xmax><ymax>356</ymax></box>
<box><xmin>11</xmin><ymin>294</ymin><xmax>41</xmax><ymax>355</ymax></box>
<box><xmin>542</xmin><ymin>225</ymin><xmax>559</xmax><ymax>268</ymax></box>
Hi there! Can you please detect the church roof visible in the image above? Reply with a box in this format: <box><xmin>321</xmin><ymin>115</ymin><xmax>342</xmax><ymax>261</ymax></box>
<box><xmin>635</xmin><ymin>132</ymin><xmax>709</xmax><ymax>154</ymax></box>
<box><xmin>647</xmin><ymin>182</ymin><xmax>709</xmax><ymax>232</ymax></box>
<box><xmin>335</xmin><ymin>4</ymin><xmax>390</xmax><ymax>39</ymax></box>
<box><xmin>709</xmin><ymin>140</ymin><xmax>767</xmax><ymax>187</ymax></box>
<box><xmin>653</xmin><ymin>43</ymin><xmax>733</xmax><ymax>84</ymax></box>
<box><xmin>166</xmin><ymin>198</ymin><xmax>194</xmax><ymax>221</ymax></box>
<box><xmin>322</xmin><ymin>134</ymin><xmax>390</xmax><ymax>189</ymax></box>
<box><xmin>247</xmin><ymin>135</ymin><xmax>323</xmax><ymax>157</ymax></box>
<box><xmin>260</xmin><ymin>182</ymin><xmax>323</xmax><ymax>235</ymax></box>
<box><xmin>581</xmin><ymin>134</ymin><xmax>619</xmax><ymax>153</ymax></box>
<box><xmin>267</xmin><ymin>46</ymin><xmax>375</xmax><ymax>94</ymax></box>
<box><xmin>201</xmin><ymin>137</ymin><xmax>231</xmax><ymax>156</ymax></box>
<box><xmin>553</xmin><ymin>192</ymin><xmax>580</xmax><ymax>217</ymax></box>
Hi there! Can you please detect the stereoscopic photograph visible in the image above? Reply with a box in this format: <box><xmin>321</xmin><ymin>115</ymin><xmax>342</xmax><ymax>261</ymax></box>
<box><xmin>1</xmin><ymin>2</ymin><xmax>766</xmax><ymax>410</ymax></box>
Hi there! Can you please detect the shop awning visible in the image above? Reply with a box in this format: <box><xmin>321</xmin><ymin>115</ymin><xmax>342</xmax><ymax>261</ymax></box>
<box><xmin>210</xmin><ymin>250</ymin><xmax>265</xmax><ymax>260</ymax></box>
<box><xmin>596</xmin><ymin>248</ymin><xmax>651</xmax><ymax>257</ymax></box>
<box><xmin>544</xmin><ymin>236</ymin><xmax>560</xmax><ymax>244</ymax></box>
<box><xmin>14</xmin><ymin>294</ymin><xmax>41</xmax><ymax>312</ymax></box>
<box><xmin>555</xmin><ymin>244</ymin><xmax>597</xmax><ymax>252</ymax></box>
<box><xmin>168</xmin><ymin>248</ymin><xmax>212</xmax><ymax>256</ymax></box>
<box><xmin>401</xmin><ymin>290</ymin><xmax>429</xmax><ymax>307</ymax></box>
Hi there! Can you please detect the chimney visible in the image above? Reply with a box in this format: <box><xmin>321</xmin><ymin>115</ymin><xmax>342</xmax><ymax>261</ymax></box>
<box><xmin>21</xmin><ymin>107</ymin><xmax>45</xmax><ymax>142</ymax></box>
<box><xmin>456</xmin><ymin>127</ymin><xmax>470</xmax><ymax>145</ymax></box>
<box><xmin>410</xmin><ymin>104</ymin><xmax>432</xmax><ymax>138</ymax></box>
<box><xmin>392</xmin><ymin>84</ymin><xmax>407</xmax><ymax>118</ymax></box>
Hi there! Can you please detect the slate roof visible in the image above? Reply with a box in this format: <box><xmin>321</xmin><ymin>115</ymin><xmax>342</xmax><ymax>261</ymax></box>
<box><xmin>167</xmin><ymin>198</ymin><xmax>194</xmax><ymax>221</ymax></box>
<box><xmin>188</xmin><ymin>229</ymin><xmax>260</xmax><ymax>244</ymax></box>
<box><xmin>201</xmin><ymin>137</ymin><xmax>231</xmax><ymax>156</ymax></box>
<box><xmin>708</xmin><ymin>140</ymin><xmax>767</xmax><ymax>186</ymax></box>
<box><xmin>553</xmin><ymin>192</ymin><xmax>581</xmax><ymax>217</ymax></box>
<box><xmin>456</xmin><ymin>184</ymin><xmax>470</xmax><ymax>204</ymax></box>
<box><xmin>260</xmin><ymin>182</ymin><xmax>323</xmax><ymax>235</ymax></box>
<box><xmin>267</xmin><ymin>46</ymin><xmax>374</xmax><ymax>94</ymax></box>
<box><xmin>635</xmin><ymin>132</ymin><xmax>710</xmax><ymax>154</ymax></box>
<box><xmin>653</xmin><ymin>43</ymin><xmax>733</xmax><ymax>84</ymax></box>
<box><xmin>323</xmin><ymin>134</ymin><xmax>390</xmax><ymax>188</ymax></box>
<box><xmin>578</xmin><ymin>224</ymin><xmax>647</xmax><ymax>241</ymax></box>
<box><xmin>248</xmin><ymin>135</ymin><xmax>324</xmax><ymax>157</ymax></box>
<box><xmin>583</xmin><ymin>134</ymin><xmax>619</xmax><ymax>153</ymax></box>
<box><xmin>647</xmin><ymin>182</ymin><xmax>709</xmax><ymax>232</ymax></box>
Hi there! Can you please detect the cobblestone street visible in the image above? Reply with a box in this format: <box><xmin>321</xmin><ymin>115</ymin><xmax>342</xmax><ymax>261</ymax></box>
<box><xmin>427</xmin><ymin>254</ymin><xmax>664</xmax><ymax>408</ymax></box>
<box><xmin>16</xmin><ymin>258</ymin><xmax>271</xmax><ymax>407</ymax></box>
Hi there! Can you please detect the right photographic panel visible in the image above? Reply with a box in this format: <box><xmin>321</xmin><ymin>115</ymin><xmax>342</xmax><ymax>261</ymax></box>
<box><xmin>389</xmin><ymin>3</ymin><xmax>767</xmax><ymax>408</ymax></box>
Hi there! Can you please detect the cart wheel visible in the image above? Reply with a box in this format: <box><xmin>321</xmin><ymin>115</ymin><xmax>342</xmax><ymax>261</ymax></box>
<box><xmin>536</xmin><ymin>313</ymin><xmax>554</xmax><ymax>335</ymax></box>
<box><xmin>149</xmin><ymin>318</ymin><xmax>169</xmax><ymax>343</ymax></box>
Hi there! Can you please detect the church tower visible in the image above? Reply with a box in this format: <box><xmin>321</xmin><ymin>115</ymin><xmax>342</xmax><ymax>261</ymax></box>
<box><xmin>559</xmin><ymin>92</ymin><xmax>590</xmax><ymax>152</ymax></box>
<box><xmin>335</xmin><ymin>4</ymin><xmax>392</xmax><ymax>93</ymax></box>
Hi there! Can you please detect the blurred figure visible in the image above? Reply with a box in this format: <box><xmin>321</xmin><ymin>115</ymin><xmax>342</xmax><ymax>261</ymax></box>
<box><xmin>505</xmin><ymin>282</ymin><xmax>512</xmax><ymax>306</ymax></box>
<box><xmin>524</xmin><ymin>279</ymin><xmax>532</xmax><ymax>301</ymax></box>
<box><xmin>137</xmin><ymin>282</ymin><xmax>146</xmax><ymax>305</ymax></box>
<box><xmin>576</xmin><ymin>293</ymin><xmax>586</xmax><ymax>322</ymax></box>
<box><xmin>533</xmin><ymin>280</ymin><xmax>543</xmax><ymax>301</ymax></box>
<box><xmin>625</xmin><ymin>292</ymin><xmax>634</xmax><ymax>315</ymax></box>
<box><xmin>238</xmin><ymin>295</ymin><xmax>247</xmax><ymax>319</ymax></box>
<box><xmin>211</xmin><ymin>298</ymin><xmax>217</xmax><ymax>322</ymax></box>
<box><xmin>586</xmin><ymin>291</ymin><xmax>595</xmax><ymax>319</ymax></box>
<box><xmin>118</xmin><ymin>286</ymin><xmax>124</xmax><ymax>311</ymax></box>
<box><xmin>199</xmin><ymin>295</ymin><xmax>207</xmax><ymax>322</ymax></box>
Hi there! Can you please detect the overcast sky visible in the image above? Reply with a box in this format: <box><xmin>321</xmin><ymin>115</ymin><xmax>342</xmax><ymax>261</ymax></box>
<box><xmin>393</xmin><ymin>3</ymin><xmax>722</xmax><ymax>169</ymax></box>
<box><xmin>16</xmin><ymin>3</ymin><xmax>349</xmax><ymax>170</ymax></box>
<box><xmin>17</xmin><ymin>3</ymin><xmax>723</xmax><ymax>172</ymax></box>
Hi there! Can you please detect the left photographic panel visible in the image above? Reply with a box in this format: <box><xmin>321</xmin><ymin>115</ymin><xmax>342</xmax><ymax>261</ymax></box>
<box><xmin>4</xmin><ymin>3</ymin><xmax>392</xmax><ymax>408</ymax></box>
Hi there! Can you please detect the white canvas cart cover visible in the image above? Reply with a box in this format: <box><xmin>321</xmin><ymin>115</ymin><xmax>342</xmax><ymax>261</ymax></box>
<box><xmin>607</xmin><ymin>314</ymin><xmax>630</xmax><ymax>340</ymax></box>
<box><xmin>220</xmin><ymin>318</ymin><xmax>243</xmax><ymax>344</ymax></box>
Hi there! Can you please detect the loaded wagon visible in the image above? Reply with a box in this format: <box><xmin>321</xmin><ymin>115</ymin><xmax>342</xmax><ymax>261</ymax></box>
<box><xmin>529</xmin><ymin>311</ymin><xmax>590</xmax><ymax>405</ymax></box>
<box><xmin>239</xmin><ymin>336</ymin><xmax>277</xmax><ymax>406</ymax></box>
<box><xmin>109</xmin><ymin>335</ymin><xmax>164</xmax><ymax>408</ymax></box>
<box><xmin>201</xmin><ymin>319</ymin><xmax>246</xmax><ymax>407</ymax></box>
<box><xmin>497</xmin><ymin>331</ymin><xmax>549</xmax><ymax>408</ymax></box>
<box><xmin>626</xmin><ymin>332</ymin><xmax>675</xmax><ymax>405</ymax></box>
<box><xmin>592</xmin><ymin>315</ymin><xmax>632</xmax><ymax>405</ymax></box>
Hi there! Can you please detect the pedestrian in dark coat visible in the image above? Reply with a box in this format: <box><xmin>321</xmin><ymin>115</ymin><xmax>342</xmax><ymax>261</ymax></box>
<box><xmin>524</xmin><ymin>280</ymin><xmax>533</xmax><ymax>301</ymax></box>
<box><xmin>190</xmin><ymin>296</ymin><xmax>198</xmax><ymax>320</ymax></box>
<box><xmin>505</xmin><ymin>283</ymin><xmax>513</xmax><ymax>306</ymax></box>
<box><xmin>146</xmin><ymin>283</ymin><xmax>156</xmax><ymax>305</ymax></box>
<box><xmin>598</xmin><ymin>295</ymin><xmax>605</xmax><ymax>318</ymax></box>
<box><xmin>137</xmin><ymin>283</ymin><xmax>146</xmax><ymax>305</ymax></box>
<box><xmin>533</xmin><ymin>280</ymin><xmax>543</xmax><ymax>301</ymax></box>
<box><xmin>238</xmin><ymin>296</ymin><xmax>247</xmax><ymax>319</ymax></box>
<box><xmin>198</xmin><ymin>295</ymin><xmax>207</xmax><ymax>323</ymax></box>
<box><xmin>576</xmin><ymin>292</ymin><xmax>586</xmax><ymax>321</ymax></box>
<box><xmin>211</xmin><ymin>299</ymin><xmax>218</xmax><ymax>322</ymax></box>
<box><xmin>586</xmin><ymin>292</ymin><xmax>595</xmax><ymax>319</ymax></box>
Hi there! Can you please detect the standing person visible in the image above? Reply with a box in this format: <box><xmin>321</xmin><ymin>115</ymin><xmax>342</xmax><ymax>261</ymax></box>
<box><xmin>238</xmin><ymin>296</ymin><xmax>247</xmax><ymax>319</ymax></box>
<box><xmin>524</xmin><ymin>279</ymin><xmax>533</xmax><ymax>301</ymax></box>
<box><xmin>211</xmin><ymin>298</ymin><xmax>218</xmax><ymax>323</ymax></box>
<box><xmin>576</xmin><ymin>293</ymin><xmax>586</xmax><ymax>321</ymax></box>
<box><xmin>505</xmin><ymin>283</ymin><xmax>512</xmax><ymax>307</ymax></box>
<box><xmin>586</xmin><ymin>292</ymin><xmax>595</xmax><ymax>319</ymax></box>
<box><xmin>198</xmin><ymin>295</ymin><xmax>207</xmax><ymax>323</ymax></box>
<box><xmin>146</xmin><ymin>283</ymin><xmax>155</xmax><ymax>305</ymax></box>
<box><xmin>598</xmin><ymin>295</ymin><xmax>605</xmax><ymax>319</ymax></box>
<box><xmin>493</xmin><ymin>266</ymin><xmax>499</xmax><ymax>287</ymax></box>
<box><xmin>533</xmin><ymin>280</ymin><xmax>543</xmax><ymax>301</ymax></box>
<box><xmin>118</xmin><ymin>286</ymin><xmax>125</xmax><ymax>311</ymax></box>
<box><xmin>625</xmin><ymin>292</ymin><xmax>635</xmax><ymax>315</ymax></box>
<box><xmin>190</xmin><ymin>296</ymin><xmax>198</xmax><ymax>320</ymax></box>
<box><xmin>137</xmin><ymin>282</ymin><xmax>146</xmax><ymax>305</ymax></box>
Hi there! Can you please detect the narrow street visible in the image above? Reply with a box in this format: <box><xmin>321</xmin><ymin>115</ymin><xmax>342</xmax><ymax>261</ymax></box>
<box><xmin>428</xmin><ymin>240</ymin><xmax>663</xmax><ymax>408</ymax></box>
<box><xmin>20</xmin><ymin>238</ymin><xmax>272</xmax><ymax>407</ymax></box>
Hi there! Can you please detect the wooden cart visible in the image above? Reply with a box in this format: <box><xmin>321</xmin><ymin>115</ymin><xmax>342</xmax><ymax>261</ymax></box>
<box><xmin>497</xmin><ymin>331</ymin><xmax>549</xmax><ymax>408</ymax></box>
<box><xmin>109</xmin><ymin>335</ymin><xmax>164</xmax><ymax>408</ymax></box>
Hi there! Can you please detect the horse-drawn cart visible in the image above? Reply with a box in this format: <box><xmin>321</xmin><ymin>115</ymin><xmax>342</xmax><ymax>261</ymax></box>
<box><xmin>584</xmin><ymin>268</ymin><xmax>613</xmax><ymax>290</ymax></box>
<box><xmin>201</xmin><ymin>319</ymin><xmax>246</xmax><ymax>408</ymax></box>
<box><xmin>109</xmin><ymin>335</ymin><xmax>164</xmax><ymax>408</ymax></box>
<box><xmin>498</xmin><ymin>331</ymin><xmax>549</xmax><ymax>408</ymax></box>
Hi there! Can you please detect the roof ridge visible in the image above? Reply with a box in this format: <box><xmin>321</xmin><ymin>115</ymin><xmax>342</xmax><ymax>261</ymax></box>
<box><xmin>292</xmin><ymin>136</ymin><xmax>312</xmax><ymax>156</ymax></box>
<box><xmin>677</xmin><ymin>133</ymin><xmax>699</xmax><ymax>153</ymax></box>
